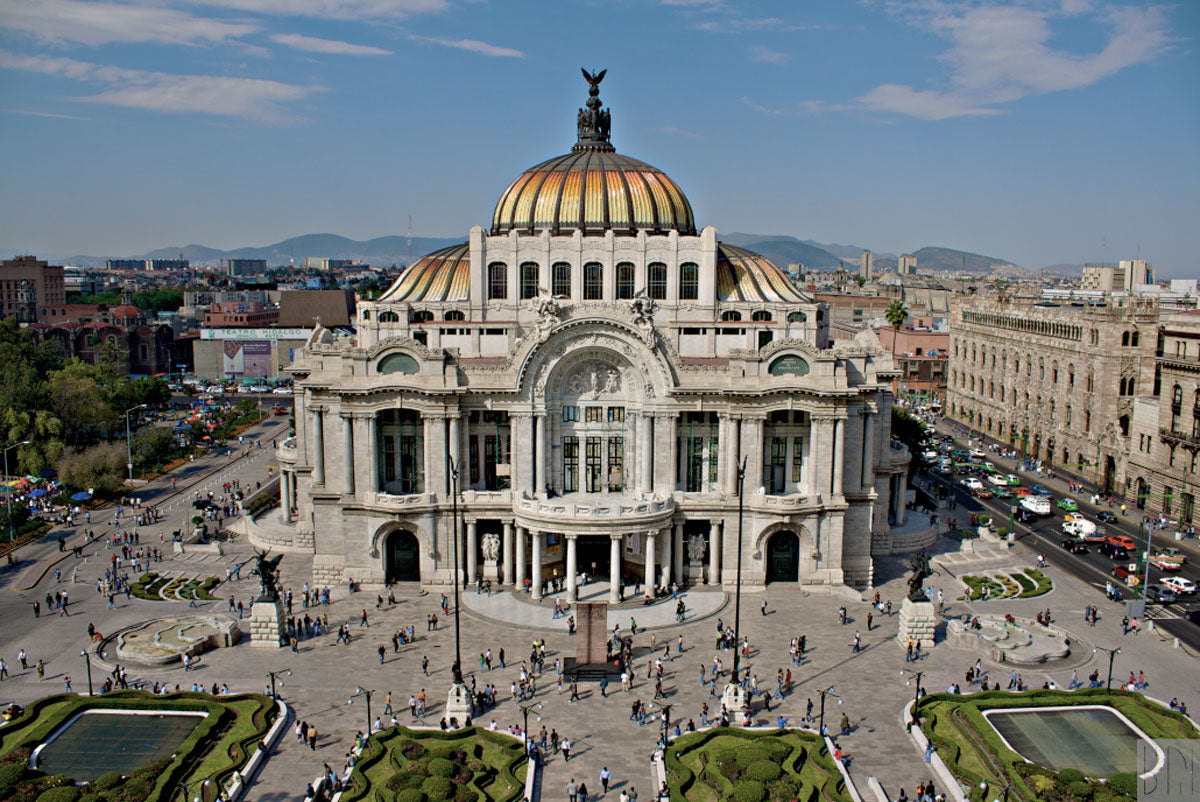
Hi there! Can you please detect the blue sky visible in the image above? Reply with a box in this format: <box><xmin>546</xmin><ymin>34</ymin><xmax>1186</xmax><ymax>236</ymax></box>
<box><xmin>0</xmin><ymin>0</ymin><xmax>1196</xmax><ymax>277</ymax></box>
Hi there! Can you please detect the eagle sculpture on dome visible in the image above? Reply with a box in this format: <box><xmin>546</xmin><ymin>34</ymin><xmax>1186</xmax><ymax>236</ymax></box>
<box><xmin>581</xmin><ymin>67</ymin><xmax>606</xmax><ymax>94</ymax></box>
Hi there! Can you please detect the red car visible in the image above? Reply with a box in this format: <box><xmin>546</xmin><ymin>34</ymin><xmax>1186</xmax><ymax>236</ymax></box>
<box><xmin>272</xmin><ymin>406</ymin><xmax>287</xmax><ymax>415</ymax></box>
<box><xmin>1107</xmin><ymin>534</ymin><xmax>1137</xmax><ymax>551</ymax></box>
<box><xmin>1012</xmin><ymin>487</ymin><xmax>1032</xmax><ymax>496</ymax></box>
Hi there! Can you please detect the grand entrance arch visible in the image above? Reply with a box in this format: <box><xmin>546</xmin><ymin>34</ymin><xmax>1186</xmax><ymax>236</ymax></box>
<box><xmin>766</xmin><ymin>531</ymin><xmax>800</xmax><ymax>583</ymax></box>
<box><xmin>384</xmin><ymin>530</ymin><xmax>420</xmax><ymax>583</ymax></box>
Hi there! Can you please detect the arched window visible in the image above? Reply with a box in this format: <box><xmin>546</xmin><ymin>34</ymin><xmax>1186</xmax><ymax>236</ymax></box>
<box><xmin>378</xmin><ymin>310</ymin><xmax>399</xmax><ymax>323</ymax></box>
<box><xmin>1119</xmin><ymin>415</ymin><xmax>1130</xmax><ymax>437</ymax></box>
<box><xmin>615</xmin><ymin>262</ymin><xmax>635</xmax><ymax>300</ymax></box>
<box><xmin>787</xmin><ymin>311</ymin><xmax>806</xmax><ymax>324</ymax></box>
<box><xmin>752</xmin><ymin>310</ymin><xmax>772</xmax><ymax>322</ymax></box>
<box><xmin>1131</xmin><ymin>331</ymin><xmax>1140</xmax><ymax>347</ymax></box>
<box><xmin>411</xmin><ymin>310</ymin><xmax>433</xmax><ymax>323</ymax></box>
<box><xmin>679</xmin><ymin>263</ymin><xmax>699</xmax><ymax>300</ymax></box>
<box><xmin>647</xmin><ymin>262</ymin><xmax>667</xmax><ymax>300</ymax></box>
<box><xmin>1084</xmin><ymin>410</ymin><xmax>1091</xmax><ymax>432</ymax></box>
<box><xmin>1087</xmin><ymin>372</ymin><xmax>1094</xmax><ymax>392</ymax></box>
<box><xmin>1049</xmin><ymin>400</ymin><xmax>1056</xmax><ymax>420</ymax></box>
<box><xmin>1039</xmin><ymin>358</ymin><xmax>1045</xmax><ymax>380</ymax></box>
<box><xmin>378</xmin><ymin>353</ymin><xmax>419</xmax><ymax>375</ymax></box>
<box><xmin>583</xmin><ymin>262</ymin><xmax>603</xmax><ymax>300</ymax></box>
<box><xmin>444</xmin><ymin>310</ymin><xmax>465</xmax><ymax>321</ymax></box>
<box><xmin>1122</xmin><ymin>331</ymin><xmax>1130</xmax><ymax>347</ymax></box>
<box><xmin>1067</xmin><ymin>365</ymin><xmax>1074</xmax><ymax>388</ymax></box>
<box><xmin>1065</xmin><ymin>405</ymin><xmax>1072</xmax><ymax>426</ymax></box>
<box><xmin>721</xmin><ymin>310</ymin><xmax>742</xmax><ymax>321</ymax></box>
<box><xmin>487</xmin><ymin>262</ymin><xmax>507</xmax><ymax>300</ymax></box>
<box><xmin>1051</xmin><ymin>362</ymin><xmax>1058</xmax><ymax>383</ymax></box>
<box><xmin>519</xmin><ymin>262</ymin><xmax>539</xmax><ymax>299</ymax></box>
<box><xmin>552</xmin><ymin>262</ymin><xmax>572</xmax><ymax>297</ymax></box>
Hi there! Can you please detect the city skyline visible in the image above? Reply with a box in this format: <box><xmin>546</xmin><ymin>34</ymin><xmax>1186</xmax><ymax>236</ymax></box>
<box><xmin>1</xmin><ymin>0</ymin><xmax>1197</xmax><ymax>277</ymax></box>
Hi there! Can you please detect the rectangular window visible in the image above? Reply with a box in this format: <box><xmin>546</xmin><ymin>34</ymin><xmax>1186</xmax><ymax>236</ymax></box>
<box><xmin>607</xmin><ymin>406</ymin><xmax>625</xmax><ymax>423</ymax></box>
<box><xmin>584</xmin><ymin>263</ymin><xmax>603</xmax><ymax>300</ymax></box>
<box><xmin>585</xmin><ymin>436</ymin><xmax>602</xmax><ymax>492</ymax></box>
<box><xmin>685</xmin><ymin>435</ymin><xmax>705</xmax><ymax>493</ymax></box>
<box><xmin>520</xmin><ymin>263</ymin><xmax>539</xmax><ymax>299</ymax></box>
<box><xmin>469</xmin><ymin>435</ymin><xmax>480</xmax><ymax>485</ymax></box>
<box><xmin>585</xmin><ymin>406</ymin><xmax>603</xmax><ymax>423</ymax></box>
<box><xmin>399</xmin><ymin>430</ymin><xmax>421</xmax><ymax>493</ymax></box>
<box><xmin>607</xmin><ymin>437</ymin><xmax>624</xmax><ymax>491</ymax></box>
<box><xmin>552</xmin><ymin>263</ymin><xmax>571</xmax><ymax>297</ymax></box>
<box><xmin>1165</xmin><ymin>487</ymin><xmax>1173</xmax><ymax>515</ymax></box>
<box><xmin>616</xmin><ymin>263</ymin><xmax>635</xmax><ymax>300</ymax></box>
<box><xmin>562</xmin><ymin>406</ymin><xmax>579</xmax><ymax>423</ymax></box>
<box><xmin>484</xmin><ymin>433</ymin><xmax>510</xmax><ymax>490</ymax></box>
<box><xmin>383</xmin><ymin>435</ymin><xmax>397</xmax><ymax>483</ymax></box>
<box><xmin>488</xmin><ymin>263</ymin><xmax>507</xmax><ymax>300</ymax></box>
<box><xmin>709</xmin><ymin>436</ymin><xmax>719</xmax><ymax>486</ymax></box>
<box><xmin>679</xmin><ymin>263</ymin><xmax>699</xmax><ymax>300</ymax></box>
<box><xmin>563</xmin><ymin>437</ymin><xmax>578</xmax><ymax>492</ymax></box>
<box><xmin>792</xmin><ymin>436</ymin><xmax>804</xmax><ymax>483</ymax></box>
<box><xmin>765</xmin><ymin>436</ymin><xmax>787</xmax><ymax>494</ymax></box>
<box><xmin>647</xmin><ymin>263</ymin><xmax>667</xmax><ymax>300</ymax></box>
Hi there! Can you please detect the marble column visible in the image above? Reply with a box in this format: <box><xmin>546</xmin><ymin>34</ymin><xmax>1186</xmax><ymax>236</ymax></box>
<box><xmin>833</xmin><ymin>417</ymin><xmax>845</xmax><ymax>496</ymax></box>
<box><xmin>668</xmin><ymin>415</ymin><xmax>679</xmax><ymax>491</ymax></box>
<box><xmin>609</xmin><ymin>534</ymin><xmax>622</xmax><ymax>603</ymax></box>
<box><xmin>725</xmin><ymin>417</ymin><xmax>740</xmax><ymax>493</ymax></box>
<box><xmin>423</xmin><ymin>415</ymin><xmax>433</xmax><ymax>495</ymax></box>
<box><xmin>897</xmin><ymin>476</ymin><xmax>908</xmax><ymax>525</ymax></box>
<box><xmin>279</xmin><ymin>470</ymin><xmax>289</xmax><ymax>520</ymax></box>
<box><xmin>312</xmin><ymin>408</ymin><xmax>325</xmax><ymax>486</ymax></box>
<box><xmin>502</xmin><ymin>522</ymin><xmax>515</xmax><ymax>586</ymax></box>
<box><xmin>530</xmin><ymin>530</ymin><xmax>543</xmax><ymax>600</ymax></box>
<box><xmin>448</xmin><ymin>414</ymin><xmax>462</xmax><ymax>486</ymax></box>
<box><xmin>716</xmin><ymin>415</ymin><xmax>727</xmax><ymax>491</ymax></box>
<box><xmin>534</xmin><ymin>414</ymin><xmax>547</xmax><ymax>495</ymax></box>
<box><xmin>673</xmin><ymin>521</ymin><xmax>684</xmax><ymax>584</ymax></box>
<box><xmin>466</xmin><ymin>520</ymin><xmax>478</xmax><ymax>585</ymax></box>
<box><xmin>342</xmin><ymin>414</ymin><xmax>354</xmax><ymax>495</ymax></box>
<box><xmin>639</xmin><ymin>413</ymin><xmax>653</xmax><ymax>494</ymax></box>
<box><xmin>661</xmin><ymin>524</ymin><xmax>673</xmax><ymax>587</ymax></box>
<box><xmin>566</xmin><ymin>535</ymin><xmax>578</xmax><ymax>602</ymax></box>
<box><xmin>644</xmin><ymin>530</ymin><xmax>657</xmax><ymax>597</ymax></box>
<box><xmin>709</xmin><ymin>521</ymin><xmax>722</xmax><ymax>586</ymax></box>
<box><xmin>365</xmin><ymin>414</ymin><xmax>378</xmax><ymax>495</ymax></box>
<box><xmin>515</xmin><ymin>526</ymin><xmax>527</xmax><ymax>591</ymax></box>
<box><xmin>861</xmin><ymin>412</ymin><xmax>874</xmax><ymax>489</ymax></box>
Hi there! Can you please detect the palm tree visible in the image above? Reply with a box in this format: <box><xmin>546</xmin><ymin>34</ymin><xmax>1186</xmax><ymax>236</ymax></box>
<box><xmin>884</xmin><ymin>298</ymin><xmax>909</xmax><ymax>353</ymax></box>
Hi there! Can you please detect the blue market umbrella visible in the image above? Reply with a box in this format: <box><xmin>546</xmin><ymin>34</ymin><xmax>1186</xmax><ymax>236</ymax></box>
<box><xmin>27</xmin><ymin>488</ymin><xmax>48</xmax><ymax>498</ymax></box>
<box><xmin>70</xmin><ymin>491</ymin><xmax>92</xmax><ymax>502</ymax></box>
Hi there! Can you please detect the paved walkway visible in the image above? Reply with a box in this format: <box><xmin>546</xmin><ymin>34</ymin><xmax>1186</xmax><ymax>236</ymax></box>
<box><xmin>460</xmin><ymin>583</ymin><xmax>728</xmax><ymax>633</ymax></box>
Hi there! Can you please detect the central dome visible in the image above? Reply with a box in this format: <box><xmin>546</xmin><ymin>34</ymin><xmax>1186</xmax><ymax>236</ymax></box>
<box><xmin>491</xmin><ymin>69</ymin><xmax>696</xmax><ymax>236</ymax></box>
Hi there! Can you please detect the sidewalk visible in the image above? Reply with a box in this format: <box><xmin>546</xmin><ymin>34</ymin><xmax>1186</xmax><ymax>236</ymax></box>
<box><xmin>460</xmin><ymin>584</ymin><xmax>728</xmax><ymax>633</ymax></box>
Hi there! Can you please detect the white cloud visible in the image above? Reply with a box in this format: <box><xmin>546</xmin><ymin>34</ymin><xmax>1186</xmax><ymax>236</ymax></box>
<box><xmin>651</xmin><ymin>125</ymin><xmax>702</xmax><ymax>139</ymax></box>
<box><xmin>748</xmin><ymin>45</ymin><xmax>789</xmax><ymax>64</ymax></box>
<box><xmin>2</xmin><ymin>107</ymin><xmax>89</xmax><ymax>120</ymax></box>
<box><xmin>696</xmin><ymin>16</ymin><xmax>825</xmax><ymax>33</ymax></box>
<box><xmin>0</xmin><ymin>50</ymin><xmax>322</xmax><ymax>122</ymax></box>
<box><xmin>813</xmin><ymin>1</ymin><xmax>1172</xmax><ymax>120</ymax></box>
<box><xmin>739</xmin><ymin>96</ymin><xmax>795</xmax><ymax>117</ymax></box>
<box><xmin>195</xmin><ymin>0</ymin><xmax>448</xmax><ymax>20</ymax></box>
<box><xmin>270</xmin><ymin>33</ymin><xmax>390</xmax><ymax>55</ymax></box>
<box><xmin>0</xmin><ymin>0</ymin><xmax>257</xmax><ymax>46</ymax></box>
<box><xmin>407</xmin><ymin>34</ymin><xmax>523</xmax><ymax>58</ymax></box>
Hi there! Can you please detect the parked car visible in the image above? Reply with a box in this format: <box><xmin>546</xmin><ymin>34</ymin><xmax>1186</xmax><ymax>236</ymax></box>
<box><xmin>1097</xmin><ymin>542</ymin><xmax>1130</xmax><ymax>560</ymax></box>
<box><xmin>1145</xmin><ymin>584</ymin><xmax>1178</xmax><ymax>604</ymax></box>
<box><xmin>1060</xmin><ymin>539</ymin><xmax>1089</xmax><ymax>554</ymax></box>
<box><xmin>1096</xmin><ymin>511</ymin><xmax>1118</xmax><ymax>523</ymax></box>
<box><xmin>1162</xmin><ymin>576</ymin><xmax>1197</xmax><ymax>596</ymax></box>
<box><xmin>1056</xmin><ymin>498</ymin><xmax>1080</xmax><ymax>512</ymax></box>
<box><xmin>1030</xmin><ymin>484</ymin><xmax>1053</xmax><ymax>496</ymax></box>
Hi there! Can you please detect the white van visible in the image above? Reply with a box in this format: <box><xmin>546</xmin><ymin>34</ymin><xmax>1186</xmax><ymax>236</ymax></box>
<box><xmin>1062</xmin><ymin>518</ymin><xmax>1096</xmax><ymax>537</ymax></box>
<box><xmin>1020</xmin><ymin>496</ymin><xmax>1052</xmax><ymax>516</ymax></box>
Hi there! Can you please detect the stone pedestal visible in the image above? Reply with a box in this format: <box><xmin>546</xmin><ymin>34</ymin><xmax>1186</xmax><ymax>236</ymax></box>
<box><xmin>483</xmin><ymin>558</ymin><xmax>500</xmax><ymax>582</ymax></box>
<box><xmin>249</xmin><ymin>599</ymin><xmax>285</xmax><ymax>648</ymax></box>
<box><xmin>720</xmin><ymin>683</ymin><xmax>748</xmax><ymax>725</ymax></box>
<box><xmin>445</xmin><ymin>682</ymin><xmax>472</xmax><ymax>729</ymax></box>
<box><xmin>898</xmin><ymin>597</ymin><xmax>937</xmax><ymax>651</ymax></box>
<box><xmin>577</xmin><ymin>602</ymin><xmax>608</xmax><ymax>665</ymax></box>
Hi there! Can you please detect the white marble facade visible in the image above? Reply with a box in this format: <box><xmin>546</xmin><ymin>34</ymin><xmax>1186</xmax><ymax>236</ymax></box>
<box><xmin>271</xmin><ymin>78</ymin><xmax>909</xmax><ymax>592</ymax></box>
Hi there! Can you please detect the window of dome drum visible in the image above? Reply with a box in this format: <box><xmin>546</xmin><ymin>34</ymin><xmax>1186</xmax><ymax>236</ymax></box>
<box><xmin>411</xmin><ymin>310</ymin><xmax>433</xmax><ymax>323</ymax></box>
<box><xmin>769</xmin><ymin>355</ymin><xmax>811</xmax><ymax>376</ymax></box>
<box><xmin>616</xmin><ymin>263</ymin><xmax>635</xmax><ymax>300</ymax></box>
<box><xmin>721</xmin><ymin>311</ymin><xmax>741</xmax><ymax>322</ymax></box>
<box><xmin>552</xmin><ymin>263</ymin><xmax>571</xmax><ymax>297</ymax></box>
<box><xmin>584</xmin><ymin>263</ymin><xmax>603</xmax><ymax>300</ymax></box>
<box><xmin>520</xmin><ymin>263</ymin><xmax>539</xmax><ymax>300</ymax></box>
<box><xmin>679</xmin><ymin>263</ymin><xmax>699</xmax><ymax>300</ymax></box>
<box><xmin>647</xmin><ymin>263</ymin><xmax>667</xmax><ymax>300</ymax></box>
<box><xmin>488</xmin><ymin>263</ymin><xmax>507</xmax><ymax>300</ymax></box>
<box><xmin>445</xmin><ymin>310</ymin><xmax>464</xmax><ymax>321</ymax></box>
<box><xmin>377</xmin><ymin>353</ymin><xmax>419</xmax><ymax>375</ymax></box>
<box><xmin>752</xmin><ymin>310</ymin><xmax>772</xmax><ymax>322</ymax></box>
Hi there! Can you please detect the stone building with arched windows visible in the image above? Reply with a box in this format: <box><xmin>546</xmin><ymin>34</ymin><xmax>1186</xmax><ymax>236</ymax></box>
<box><xmin>265</xmin><ymin>74</ymin><xmax>910</xmax><ymax>595</ymax></box>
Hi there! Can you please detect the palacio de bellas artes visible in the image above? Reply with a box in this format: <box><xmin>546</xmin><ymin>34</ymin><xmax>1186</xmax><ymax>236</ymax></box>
<box><xmin>258</xmin><ymin>72</ymin><xmax>914</xmax><ymax>598</ymax></box>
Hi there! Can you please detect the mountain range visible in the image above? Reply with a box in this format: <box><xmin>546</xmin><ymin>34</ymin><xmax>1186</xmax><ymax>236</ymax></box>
<box><xmin>12</xmin><ymin>232</ymin><xmax>1023</xmax><ymax>275</ymax></box>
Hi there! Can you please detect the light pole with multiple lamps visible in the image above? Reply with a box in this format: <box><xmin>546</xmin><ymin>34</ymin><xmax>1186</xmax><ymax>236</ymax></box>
<box><xmin>348</xmin><ymin>687</ymin><xmax>374</xmax><ymax>733</ymax></box>
<box><xmin>265</xmin><ymin>668</ymin><xmax>291</xmax><ymax>699</ymax></box>
<box><xmin>901</xmin><ymin>669</ymin><xmax>923</xmax><ymax>725</ymax></box>
<box><xmin>445</xmin><ymin>455</ymin><xmax>470</xmax><ymax>726</ymax></box>
<box><xmin>816</xmin><ymin>685</ymin><xmax>841</xmax><ymax>736</ymax></box>
<box><xmin>720</xmin><ymin>458</ymin><xmax>749</xmax><ymax>723</ymax></box>
<box><xmin>1094</xmin><ymin>646</ymin><xmax>1121</xmax><ymax>690</ymax></box>
<box><xmin>125</xmin><ymin>403</ymin><xmax>148</xmax><ymax>487</ymax></box>
<box><xmin>519</xmin><ymin>701</ymin><xmax>542</xmax><ymax>751</ymax></box>
<box><xmin>3</xmin><ymin>440</ymin><xmax>30</xmax><ymax>543</ymax></box>
<box><xmin>80</xmin><ymin>648</ymin><xmax>94</xmax><ymax>696</ymax></box>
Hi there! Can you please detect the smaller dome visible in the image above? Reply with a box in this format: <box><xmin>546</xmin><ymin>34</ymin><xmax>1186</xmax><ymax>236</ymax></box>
<box><xmin>378</xmin><ymin>243</ymin><xmax>470</xmax><ymax>303</ymax></box>
<box><xmin>716</xmin><ymin>244</ymin><xmax>809</xmax><ymax>303</ymax></box>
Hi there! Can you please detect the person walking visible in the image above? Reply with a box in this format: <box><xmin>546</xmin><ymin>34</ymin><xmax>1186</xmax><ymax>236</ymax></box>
<box><xmin>600</xmin><ymin>767</ymin><xmax>611</xmax><ymax>794</ymax></box>
<box><xmin>561</xmin><ymin>736</ymin><xmax>571</xmax><ymax>762</ymax></box>
<box><xmin>568</xmin><ymin>778</ymin><xmax>578</xmax><ymax>802</ymax></box>
<box><xmin>760</xmin><ymin>598</ymin><xmax>768</xmax><ymax>616</ymax></box>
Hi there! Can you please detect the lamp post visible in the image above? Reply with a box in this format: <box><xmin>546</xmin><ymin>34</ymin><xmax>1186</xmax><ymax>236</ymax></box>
<box><xmin>348</xmin><ymin>687</ymin><xmax>374</xmax><ymax>732</ymax></box>
<box><xmin>265</xmin><ymin>668</ymin><xmax>291</xmax><ymax>699</ymax></box>
<box><xmin>1094</xmin><ymin>646</ymin><xmax>1121</xmax><ymax>690</ymax></box>
<box><xmin>176</xmin><ymin>778</ymin><xmax>211</xmax><ymax>802</ymax></box>
<box><xmin>4</xmin><ymin>440</ymin><xmax>30</xmax><ymax>543</ymax></box>
<box><xmin>719</xmin><ymin>458</ymin><xmax>749</xmax><ymax>724</ymax></box>
<box><xmin>901</xmin><ymin>669</ymin><xmax>923</xmax><ymax>723</ymax></box>
<box><xmin>125</xmin><ymin>404</ymin><xmax>147</xmax><ymax>487</ymax></box>
<box><xmin>449</xmin><ymin>456</ymin><xmax>463</xmax><ymax>684</ymax></box>
<box><xmin>80</xmin><ymin>649</ymin><xmax>94</xmax><ymax>696</ymax></box>
<box><xmin>519</xmin><ymin>701</ymin><xmax>542</xmax><ymax>750</ymax></box>
<box><xmin>817</xmin><ymin>685</ymin><xmax>840</xmax><ymax>736</ymax></box>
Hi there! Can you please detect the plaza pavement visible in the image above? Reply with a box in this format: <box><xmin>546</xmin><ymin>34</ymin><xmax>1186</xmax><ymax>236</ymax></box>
<box><xmin>2</xmin><ymin>434</ymin><xmax>1200</xmax><ymax>801</ymax></box>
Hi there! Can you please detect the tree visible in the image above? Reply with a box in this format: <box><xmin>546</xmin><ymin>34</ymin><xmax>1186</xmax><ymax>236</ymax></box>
<box><xmin>884</xmin><ymin>299</ymin><xmax>909</xmax><ymax>354</ymax></box>
<box><xmin>854</xmin><ymin>275</ymin><xmax>866</xmax><ymax>287</ymax></box>
<box><xmin>57</xmin><ymin>443</ymin><xmax>126</xmax><ymax>493</ymax></box>
<box><xmin>46</xmin><ymin>360</ymin><xmax>114</xmax><ymax>444</ymax></box>
<box><xmin>891</xmin><ymin>407</ymin><xmax>928</xmax><ymax>471</ymax></box>
<box><xmin>132</xmin><ymin>426</ymin><xmax>175</xmax><ymax>471</ymax></box>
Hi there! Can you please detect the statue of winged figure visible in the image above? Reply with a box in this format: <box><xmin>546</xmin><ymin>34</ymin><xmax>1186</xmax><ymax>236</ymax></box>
<box><xmin>581</xmin><ymin>67</ymin><xmax>606</xmax><ymax>95</ymax></box>
<box><xmin>252</xmin><ymin>547</ymin><xmax>284</xmax><ymax>602</ymax></box>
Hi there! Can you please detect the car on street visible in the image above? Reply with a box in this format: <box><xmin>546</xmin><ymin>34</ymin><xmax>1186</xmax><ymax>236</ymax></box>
<box><xmin>1106</xmin><ymin>534</ymin><xmax>1137</xmax><ymax>551</ymax></box>
<box><xmin>1097</xmin><ymin>542</ymin><xmax>1130</xmax><ymax>560</ymax></box>
<box><xmin>1030</xmin><ymin>484</ymin><xmax>1053</xmax><ymax>496</ymax></box>
<box><xmin>1060</xmin><ymin>539</ymin><xmax>1089</xmax><ymax>554</ymax></box>
<box><xmin>1062</xmin><ymin>519</ymin><xmax>1097</xmax><ymax>538</ymax></box>
<box><xmin>1112</xmin><ymin>563</ymin><xmax>1138</xmax><ymax>582</ymax></box>
<box><xmin>272</xmin><ymin>387</ymin><xmax>293</xmax><ymax>394</ymax></box>
<box><xmin>1019</xmin><ymin>496</ymin><xmax>1052</xmax><ymax>516</ymax></box>
<box><xmin>1003</xmin><ymin>474</ymin><xmax>1021</xmax><ymax>486</ymax></box>
<box><xmin>272</xmin><ymin>406</ymin><xmax>287</xmax><ymax>415</ymax></box>
<box><xmin>973</xmin><ymin>488</ymin><xmax>994</xmax><ymax>499</ymax></box>
<box><xmin>988</xmin><ymin>474</ymin><xmax>1010</xmax><ymax>487</ymax></box>
<box><xmin>1145</xmin><ymin>584</ymin><xmax>1178</xmax><ymax>604</ymax></box>
<box><xmin>1012</xmin><ymin>486</ymin><xmax>1032</xmax><ymax>496</ymax></box>
<box><xmin>969</xmin><ymin>448</ymin><xmax>986</xmax><ymax>460</ymax></box>
<box><xmin>1149</xmin><ymin>548</ymin><xmax>1185</xmax><ymax>571</ymax></box>
<box><xmin>1162</xmin><ymin>576</ymin><xmax>1197</xmax><ymax>595</ymax></box>
<box><xmin>1056</xmin><ymin>498</ymin><xmax>1080</xmax><ymax>512</ymax></box>
<box><xmin>1096</xmin><ymin>511</ymin><xmax>1118</xmax><ymax>523</ymax></box>
<box><xmin>1015</xmin><ymin>508</ymin><xmax>1039</xmax><ymax>524</ymax></box>
<box><xmin>960</xmin><ymin>477</ymin><xmax>984</xmax><ymax>491</ymax></box>
<box><xmin>993</xmin><ymin>487</ymin><xmax>1013</xmax><ymax>499</ymax></box>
